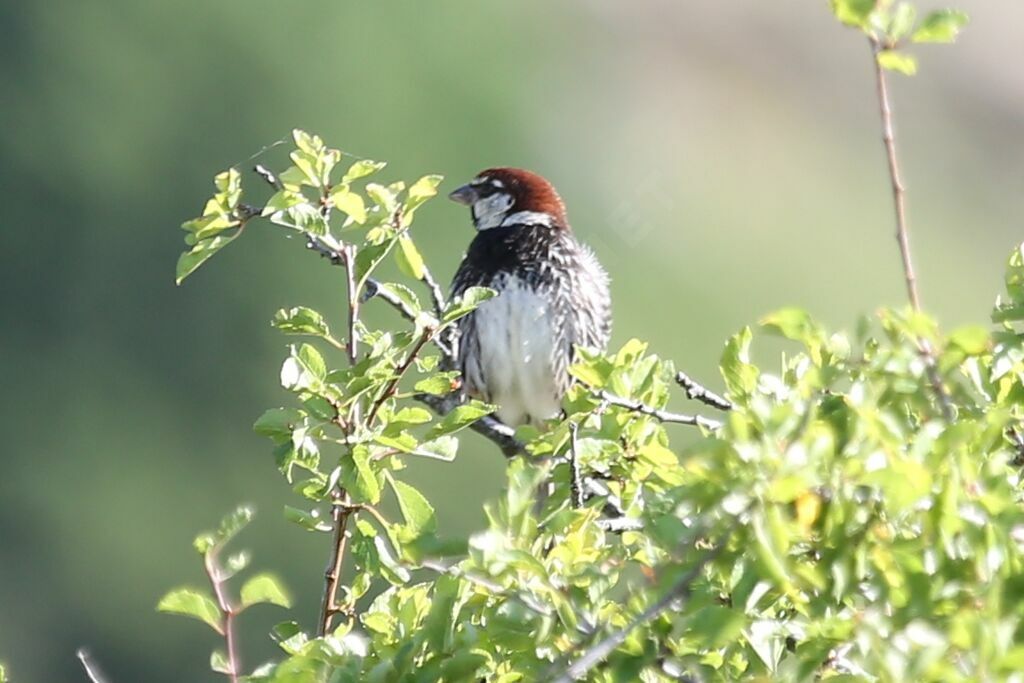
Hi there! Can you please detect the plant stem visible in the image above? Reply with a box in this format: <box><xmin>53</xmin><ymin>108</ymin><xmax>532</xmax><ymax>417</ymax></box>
<box><xmin>871</xmin><ymin>38</ymin><xmax>921</xmax><ymax>312</ymax></box>
<box><xmin>318</xmin><ymin>491</ymin><xmax>354</xmax><ymax>636</ymax></box>
<box><xmin>869</xmin><ymin>39</ymin><xmax>955</xmax><ymax>422</ymax></box>
<box><xmin>205</xmin><ymin>550</ymin><xmax>240</xmax><ymax>683</ymax></box>
<box><xmin>317</xmin><ymin>243</ymin><xmax>362</xmax><ymax>637</ymax></box>
<box><xmin>366</xmin><ymin>328</ymin><xmax>435</xmax><ymax>426</ymax></box>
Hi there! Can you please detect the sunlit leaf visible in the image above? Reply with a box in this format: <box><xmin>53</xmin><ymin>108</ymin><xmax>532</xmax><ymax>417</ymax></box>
<box><xmin>157</xmin><ymin>588</ymin><xmax>223</xmax><ymax>633</ymax></box>
<box><xmin>912</xmin><ymin>9</ymin><xmax>969</xmax><ymax>43</ymax></box>
<box><xmin>240</xmin><ymin>574</ymin><xmax>292</xmax><ymax>610</ymax></box>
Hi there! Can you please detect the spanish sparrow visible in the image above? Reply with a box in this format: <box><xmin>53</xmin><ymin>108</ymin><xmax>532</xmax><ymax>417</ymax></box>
<box><xmin>449</xmin><ymin>168</ymin><xmax>612</xmax><ymax>427</ymax></box>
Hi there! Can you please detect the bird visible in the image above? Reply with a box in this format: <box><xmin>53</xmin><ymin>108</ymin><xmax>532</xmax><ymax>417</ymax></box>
<box><xmin>448</xmin><ymin>168</ymin><xmax>612</xmax><ymax>427</ymax></box>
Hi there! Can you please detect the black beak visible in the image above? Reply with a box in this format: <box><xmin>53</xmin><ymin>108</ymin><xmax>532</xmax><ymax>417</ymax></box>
<box><xmin>448</xmin><ymin>184</ymin><xmax>477</xmax><ymax>206</ymax></box>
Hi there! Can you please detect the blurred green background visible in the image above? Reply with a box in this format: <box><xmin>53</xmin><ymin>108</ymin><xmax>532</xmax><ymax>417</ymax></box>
<box><xmin>0</xmin><ymin>1</ymin><xmax>1019</xmax><ymax>680</ymax></box>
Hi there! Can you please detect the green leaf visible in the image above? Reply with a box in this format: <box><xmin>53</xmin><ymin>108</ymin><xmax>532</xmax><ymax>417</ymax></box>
<box><xmin>284</xmin><ymin>505</ymin><xmax>332</xmax><ymax>532</ymax></box>
<box><xmin>760</xmin><ymin>308</ymin><xmax>821</xmax><ymax>344</ymax></box>
<box><xmin>273</xmin><ymin>307</ymin><xmax>330</xmax><ymax>338</ymax></box>
<box><xmin>157</xmin><ymin>588</ymin><xmax>223</xmax><ymax>633</ymax></box>
<box><xmin>0</xmin><ymin>662</ymin><xmax>7</xmax><ymax>683</ymax></box>
<box><xmin>254</xmin><ymin>408</ymin><xmax>304</xmax><ymax>440</ymax></box>
<box><xmin>281</xmin><ymin>344</ymin><xmax>327</xmax><ymax>391</ymax></box>
<box><xmin>395</xmin><ymin>235</ymin><xmax>426</xmax><ymax>280</ymax></box>
<box><xmin>877</xmin><ymin>50</ymin><xmax>918</xmax><ymax>76</ymax></box>
<box><xmin>721</xmin><ymin>327</ymin><xmax>757</xmax><ymax>397</ymax></box>
<box><xmin>387</xmin><ymin>474</ymin><xmax>437</xmax><ymax>537</ymax></box>
<box><xmin>413</xmin><ymin>436</ymin><xmax>459</xmax><ymax>461</ymax></box>
<box><xmin>887</xmin><ymin>3</ymin><xmax>916</xmax><ymax>41</ymax></box>
<box><xmin>427</xmin><ymin>401</ymin><xmax>495</xmax><ymax>438</ymax></box>
<box><xmin>414</xmin><ymin>372</ymin><xmax>459</xmax><ymax>396</ymax></box>
<box><xmin>404</xmin><ymin>174</ymin><xmax>444</xmax><ymax>214</ymax></box>
<box><xmin>240</xmin><ymin>574</ymin><xmax>292</xmax><ymax>610</ymax></box>
<box><xmin>830</xmin><ymin>0</ymin><xmax>876</xmax><ymax>27</ymax></box>
<box><xmin>912</xmin><ymin>9</ymin><xmax>969</xmax><ymax>43</ymax></box>
<box><xmin>175</xmin><ymin>232</ymin><xmax>242</xmax><ymax>285</ymax></box>
<box><xmin>443</xmin><ymin>286</ymin><xmax>497</xmax><ymax>324</ymax></box>
<box><xmin>194</xmin><ymin>506</ymin><xmax>255</xmax><ymax>555</ymax></box>
<box><xmin>343</xmin><ymin>159</ymin><xmax>387</xmax><ymax>184</ymax></box>
<box><xmin>270</xmin><ymin>621</ymin><xmax>309</xmax><ymax>656</ymax></box>
<box><xmin>948</xmin><ymin>325</ymin><xmax>989</xmax><ymax>355</ymax></box>
<box><xmin>210</xmin><ymin>650</ymin><xmax>231</xmax><ymax>674</ymax></box>
<box><xmin>343</xmin><ymin>445</ymin><xmax>381</xmax><ymax>504</ymax></box>
<box><xmin>329</xmin><ymin>186</ymin><xmax>367</xmax><ymax>224</ymax></box>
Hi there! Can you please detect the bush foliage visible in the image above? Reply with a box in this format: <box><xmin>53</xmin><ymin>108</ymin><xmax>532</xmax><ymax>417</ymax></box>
<box><xmin>148</xmin><ymin>3</ymin><xmax>1024</xmax><ymax>682</ymax></box>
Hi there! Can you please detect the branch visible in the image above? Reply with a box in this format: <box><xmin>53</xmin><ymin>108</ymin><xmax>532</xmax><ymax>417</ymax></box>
<box><xmin>675</xmin><ymin>371</ymin><xmax>733</xmax><ymax>411</ymax></box>
<box><xmin>598</xmin><ymin>391</ymin><xmax>722</xmax><ymax>431</ymax></box>
<box><xmin>420</xmin><ymin>265</ymin><xmax>447</xmax><ymax>318</ymax></box>
<box><xmin>868</xmin><ymin>39</ymin><xmax>955</xmax><ymax>423</ymax></box>
<box><xmin>318</xmin><ymin>493</ymin><xmax>355</xmax><ymax>636</ymax></box>
<box><xmin>551</xmin><ymin>528</ymin><xmax>731</xmax><ymax>683</ymax></box>
<box><xmin>76</xmin><ymin>649</ymin><xmax>111</xmax><ymax>683</ymax></box>
<box><xmin>366</xmin><ymin>328</ymin><xmax>436</xmax><ymax>425</ymax></box>
<box><xmin>204</xmin><ymin>549</ymin><xmax>240</xmax><ymax>683</ymax></box>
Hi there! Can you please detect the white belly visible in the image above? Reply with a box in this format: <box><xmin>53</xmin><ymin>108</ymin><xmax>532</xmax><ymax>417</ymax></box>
<box><xmin>470</xmin><ymin>277</ymin><xmax>561</xmax><ymax>426</ymax></box>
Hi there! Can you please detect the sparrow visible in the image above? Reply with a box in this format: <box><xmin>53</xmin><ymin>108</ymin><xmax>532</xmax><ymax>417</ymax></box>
<box><xmin>448</xmin><ymin>168</ymin><xmax>612</xmax><ymax>427</ymax></box>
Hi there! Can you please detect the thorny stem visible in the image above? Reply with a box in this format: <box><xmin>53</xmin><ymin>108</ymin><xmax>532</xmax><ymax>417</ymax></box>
<box><xmin>205</xmin><ymin>549</ymin><xmax>240</xmax><ymax>683</ymax></box>
<box><xmin>869</xmin><ymin>39</ymin><xmax>955</xmax><ymax>422</ymax></box>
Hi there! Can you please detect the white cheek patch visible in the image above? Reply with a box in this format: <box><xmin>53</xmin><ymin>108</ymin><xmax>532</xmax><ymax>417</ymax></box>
<box><xmin>472</xmin><ymin>193</ymin><xmax>514</xmax><ymax>230</ymax></box>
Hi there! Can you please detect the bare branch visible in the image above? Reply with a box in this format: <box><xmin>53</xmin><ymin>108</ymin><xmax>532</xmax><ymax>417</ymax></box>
<box><xmin>675</xmin><ymin>371</ymin><xmax>733</xmax><ymax>412</ymax></box>
<box><xmin>598</xmin><ymin>391</ymin><xmax>722</xmax><ymax>431</ymax></box>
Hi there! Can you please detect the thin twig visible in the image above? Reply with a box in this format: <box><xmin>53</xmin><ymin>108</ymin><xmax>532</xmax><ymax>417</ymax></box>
<box><xmin>366</xmin><ymin>328</ymin><xmax>436</xmax><ymax>425</ymax></box>
<box><xmin>598</xmin><ymin>391</ymin><xmax>722</xmax><ymax>430</ymax></box>
<box><xmin>254</xmin><ymin>164</ymin><xmax>282</xmax><ymax>191</ymax></box>
<box><xmin>420</xmin><ymin>265</ymin><xmax>447</xmax><ymax>318</ymax></box>
<box><xmin>869</xmin><ymin>38</ymin><xmax>955</xmax><ymax>423</ymax></box>
<box><xmin>551</xmin><ymin>528</ymin><xmax>732</xmax><ymax>683</ymax></box>
<box><xmin>76</xmin><ymin>649</ymin><xmax>111</xmax><ymax>683</ymax></box>
<box><xmin>205</xmin><ymin>550</ymin><xmax>240</xmax><ymax>682</ymax></box>
<box><xmin>871</xmin><ymin>38</ymin><xmax>921</xmax><ymax>311</ymax></box>
<box><xmin>675</xmin><ymin>371</ymin><xmax>733</xmax><ymax>411</ymax></box>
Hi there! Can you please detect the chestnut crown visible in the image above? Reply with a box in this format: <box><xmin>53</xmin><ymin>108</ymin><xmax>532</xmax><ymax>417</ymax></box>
<box><xmin>449</xmin><ymin>168</ymin><xmax>569</xmax><ymax>231</ymax></box>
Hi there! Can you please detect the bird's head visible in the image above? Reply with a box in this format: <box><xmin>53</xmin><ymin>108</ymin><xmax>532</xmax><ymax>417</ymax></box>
<box><xmin>448</xmin><ymin>168</ymin><xmax>569</xmax><ymax>231</ymax></box>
